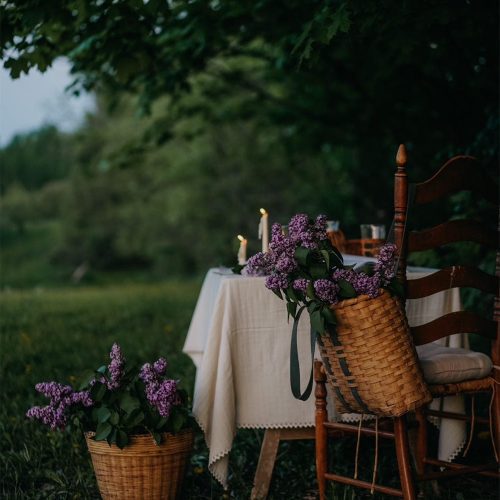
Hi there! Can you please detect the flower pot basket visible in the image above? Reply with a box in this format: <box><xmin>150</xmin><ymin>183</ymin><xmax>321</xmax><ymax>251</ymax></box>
<box><xmin>317</xmin><ymin>290</ymin><xmax>432</xmax><ymax>417</ymax></box>
<box><xmin>85</xmin><ymin>429</ymin><xmax>194</xmax><ymax>500</ymax></box>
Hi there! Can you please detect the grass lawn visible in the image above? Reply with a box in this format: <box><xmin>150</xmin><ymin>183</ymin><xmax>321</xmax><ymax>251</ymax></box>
<box><xmin>0</xmin><ymin>284</ymin><xmax>497</xmax><ymax>499</ymax></box>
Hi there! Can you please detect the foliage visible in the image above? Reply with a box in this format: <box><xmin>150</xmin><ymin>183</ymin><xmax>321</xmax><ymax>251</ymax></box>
<box><xmin>0</xmin><ymin>183</ymin><xmax>36</xmax><ymax>233</ymax></box>
<box><xmin>2</xmin><ymin>1</ymin><xmax>497</xmax><ymax>198</ymax></box>
<box><xmin>27</xmin><ymin>343</ymin><xmax>192</xmax><ymax>448</ymax></box>
<box><xmin>1</xmin><ymin>2</ymin><xmax>497</xmax><ymax>280</ymax></box>
<box><xmin>0</xmin><ymin>126</ymin><xmax>75</xmax><ymax>193</ymax></box>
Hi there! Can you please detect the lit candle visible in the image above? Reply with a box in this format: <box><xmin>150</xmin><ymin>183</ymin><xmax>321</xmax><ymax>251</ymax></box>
<box><xmin>237</xmin><ymin>235</ymin><xmax>247</xmax><ymax>265</ymax></box>
<box><xmin>258</xmin><ymin>208</ymin><xmax>269</xmax><ymax>253</ymax></box>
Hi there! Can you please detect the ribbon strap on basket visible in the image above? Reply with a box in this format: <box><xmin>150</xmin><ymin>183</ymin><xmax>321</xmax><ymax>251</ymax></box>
<box><xmin>290</xmin><ymin>305</ymin><xmax>316</xmax><ymax>401</ymax></box>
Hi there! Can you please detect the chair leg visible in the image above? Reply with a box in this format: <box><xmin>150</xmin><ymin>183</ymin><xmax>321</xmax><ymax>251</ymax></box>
<box><xmin>314</xmin><ymin>360</ymin><xmax>328</xmax><ymax>500</ymax></box>
<box><xmin>415</xmin><ymin>407</ymin><xmax>428</xmax><ymax>478</ymax></box>
<box><xmin>493</xmin><ymin>371</ymin><xmax>500</xmax><ymax>460</ymax></box>
<box><xmin>394</xmin><ymin>416</ymin><xmax>417</xmax><ymax>500</ymax></box>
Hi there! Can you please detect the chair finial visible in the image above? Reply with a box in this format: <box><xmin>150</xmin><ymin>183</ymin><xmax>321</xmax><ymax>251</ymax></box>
<box><xmin>396</xmin><ymin>144</ymin><xmax>407</xmax><ymax>168</ymax></box>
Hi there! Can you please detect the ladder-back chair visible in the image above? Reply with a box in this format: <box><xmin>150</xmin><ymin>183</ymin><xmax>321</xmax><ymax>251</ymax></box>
<box><xmin>394</xmin><ymin>144</ymin><xmax>499</xmax><ymax>482</ymax></box>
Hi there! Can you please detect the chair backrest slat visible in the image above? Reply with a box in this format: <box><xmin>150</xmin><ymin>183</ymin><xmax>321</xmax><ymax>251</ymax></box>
<box><xmin>393</xmin><ymin>144</ymin><xmax>498</xmax><ymax>348</ymax></box>
<box><xmin>413</xmin><ymin>156</ymin><xmax>497</xmax><ymax>205</ymax></box>
<box><xmin>408</xmin><ymin>266</ymin><xmax>498</xmax><ymax>299</ymax></box>
<box><xmin>412</xmin><ymin>311</ymin><xmax>497</xmax><ymax>346</ymax></box>
<box><xmin>408</xmin><ymin>220</ymin><xmax>497</xmax><ymax>252</ymax></box>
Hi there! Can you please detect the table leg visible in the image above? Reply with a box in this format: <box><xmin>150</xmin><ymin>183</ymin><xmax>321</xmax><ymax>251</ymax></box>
<box><xmin>251</xmin><ymin>427</ymin><xmax>315</xmax><ymax>499</ymax></box>
<box><xmin>251</xmin><ymin>429</ymin><xmax>281</xmax><ymax>499</ymax></box>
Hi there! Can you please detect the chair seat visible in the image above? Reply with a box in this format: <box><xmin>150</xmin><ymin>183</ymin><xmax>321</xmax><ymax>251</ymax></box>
<box><xmin>416</xmin><ymin>343</ymin><xmax>492</xmax><ymax>385</ymax></box>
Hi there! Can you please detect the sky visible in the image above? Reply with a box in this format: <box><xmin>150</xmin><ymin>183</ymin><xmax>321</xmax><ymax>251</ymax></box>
<box><xmin>0</xmin><ymin>58</ymin><xmax>95</xmax><ymax>146</ymax></box>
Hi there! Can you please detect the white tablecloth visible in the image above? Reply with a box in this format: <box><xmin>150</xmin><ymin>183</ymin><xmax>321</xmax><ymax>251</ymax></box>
<box><xmin>183</xmin><ymin>262</ymin><xmax>465</xmax><ymax>487</ymax></box>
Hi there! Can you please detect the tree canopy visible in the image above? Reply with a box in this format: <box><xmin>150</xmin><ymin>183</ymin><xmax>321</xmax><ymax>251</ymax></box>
<box><xmin>3</xmin><ymin>1</ymin><xmax>497</xmax><ymax>167</ymax></box>
<box><xmin>1</xmin><ymin>1</ymin><xmax>498</xmax><ymax>280</ymax></box>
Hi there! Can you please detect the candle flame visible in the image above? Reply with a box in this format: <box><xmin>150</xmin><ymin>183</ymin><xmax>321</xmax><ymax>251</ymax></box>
<box><xmin>260</xmin><ymin>208</ymin><xmax>267</xmax><ymax>215</ymax></box>
<box><xmin>237</xmin><ymin>234</ymin><xmax>245</xmax><ymax>242</ymax></box>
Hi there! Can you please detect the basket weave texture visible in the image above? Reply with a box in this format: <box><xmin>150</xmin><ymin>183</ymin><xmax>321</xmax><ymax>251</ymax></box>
<box><xmin>318</xmin><ymin>290</ymin><xmax>432</xmax><ymax>417</ymax></box>
<box><xmin>85</xmin><ymin>429</ymin><xmax>194</xmax><ymax>499</ymax></box>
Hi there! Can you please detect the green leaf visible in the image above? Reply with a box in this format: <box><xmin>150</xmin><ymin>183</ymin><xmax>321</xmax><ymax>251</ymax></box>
<box><xmin>355</xmin><ymin>262</ymin><xmax>375</xmax><ymax>276</ymax></box>
<box><xmin>338</xmin><ymin>279</ymin><xmax>356</xmax><ymax>299</ymax></box>
<box><xmin>107</xmin><ymin>428</ymin><xmax>117</xmax><ymax>446</ymax></box>
<box><xmin>386</xmin><ymin>279</ymin><xmax>405</xmax><ymax>299</ymax></box>
<box><xmin>94</xmin><ymin>422</ymin><xmax>112</xmax><ymax>441</ymax></box>
<box><xmin>271</xmin><ymin>288</ymin><xmax>283</xmax><ymax>300</ymax></box>
<box><xmin>330</xmin><ymin>248</ymin><xmax>344</xmax><ymax>267</ymax></box>
<box><xmin>126</xmin><ymin>409</ymin><xmax>145</xmax><ymax>427</ymax></box>
<box><xmin>90</xmin><ymin>382</ymin><xmax>107</xmax><ymax>402</ymax></box>
<box><xmin>152</xmin><ymin>432</ymin><xmax>162</xmax><ymax>445</ymax></box>
<box><xmin>306</xmin><ymin>282</ymin><xmax>315</xmax><ymax>300</ymax></box>
<box><xmin>116</xmin><ymin>430</ymin><xmax>129</xmax><ymax>449</ymax></box>
<box><xmin>310</xmin><ymin>309</ymin><xmax>325</xmax><ymax>334</ymax></box>
<box><xmin>294</xmin><ymin>247</ymin><xmax>309</xmax><ymax>266</ymax></box>
<box><xmin>109</xmin><ymin>411</ymin><xmax>119</xmax><ymax>426</ymax></box>
<box><xmin>96</xmin><ymin>406</ymin><xmax>111</xmax><ymax>424</ymax></box>
<box><xmin>96</xmin><ymin>365</ymin><xmax>107</xmax><ymax>375</ymax></box>
<box><xmin>320</xmin><ymin>305</ymin><xmax>336</xmax><ymax>326</ymax></box>
<box><xmin>286</xmin><ymin>301</ymin><xmax>297</xmax><ymax>320</ymax></box>
<box><xmin>309</xmin><ymin>263</ymin><xmax>327</xmax><ymax>279</ymax></box>
<box><xmin>169</xmin><ymin>411</ymin><xmax>186</xmax><ymax>433</ymax></box>
<box><xmin>320</xmin><ymin>250</ymin><xmax>330</xmax><ymax>270</ymax></box>
<box><xmin>120</xmin><ymin>393</ymin><xmax>140</xmax><ymax>414</ymax></box>
<box><xmin>285</xmin><ymin>287</ymin><xmax>298</xmax><ymax>302</ymax></box>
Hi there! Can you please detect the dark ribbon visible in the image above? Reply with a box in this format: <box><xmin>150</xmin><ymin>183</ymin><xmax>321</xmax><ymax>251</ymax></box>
<box><xmin>290</xmin><ymin>305</ymin><xmax>316</xmax><ymax>401</ymax></box>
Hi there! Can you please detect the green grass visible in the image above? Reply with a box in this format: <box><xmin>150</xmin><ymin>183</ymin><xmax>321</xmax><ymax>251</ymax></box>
<box><xmin>1</xmin><ymin>284</ymin><xmax>497</xmax><ymax>499</ymax></box>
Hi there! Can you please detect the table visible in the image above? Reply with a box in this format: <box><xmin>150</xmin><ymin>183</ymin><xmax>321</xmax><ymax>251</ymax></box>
<box><xmin>183</xmin><ymin>259</ymin><xmax>466</xmax><ymax>494</ymax></box>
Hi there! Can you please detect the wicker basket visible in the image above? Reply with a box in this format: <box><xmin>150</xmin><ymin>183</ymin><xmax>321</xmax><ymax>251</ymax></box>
<box><xmin>85</xmin><ymin>429</ymin><xmax>194</xmax><ymax>499</ymax></box>
<box><xmin>317</xmin><ymin>290</ymin><xmax>431</xmax><ymax>417</ymax></box>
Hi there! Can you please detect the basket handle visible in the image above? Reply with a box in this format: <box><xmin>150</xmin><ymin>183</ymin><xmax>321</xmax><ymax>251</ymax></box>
<box><xmin>290</xmin><ymin>305</ymin><xmax>316</xmax><ymax>401</ymax></box>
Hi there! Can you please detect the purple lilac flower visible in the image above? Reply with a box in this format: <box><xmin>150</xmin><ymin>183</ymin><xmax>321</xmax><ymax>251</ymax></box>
<box><xmin>313</xmin><ymin>214</ymin><xmax>328</xmax><ymax>241</ymax></box>
<box><xmin>374</xmin><ymin>243</ymin><xmax>397</xmax><ymax>284</ymax></box>
<box><xmin>313</xmin><ymin>279</ymin><xmax>340</xmax><ymax>304</ymax></box>
<box><xmin>140</xmin><ymin>359</ymin><xmax>180</xmax><ymax>419</ymax></box>
<box><xmin>265</xmin><ymin>273</ymin><xmax>289</xmax><ymax>292</ymax></box>
<box><xmin>140</xmin><ymin>362</ymin><xmax>156</xmax><ymax>384</ymax></box>
<box><xmin>144</xmin><ymin>379</ymin><xmax>178</xmax><ymax>418</ymax></box>
<box><xmin>26</xmin><ymin>387</ymin><xmax>93</xmax><ymax>430</ymax></box>
<box><xmin>35</xmin><ymin>382</ymin><xmax>73</xmax><ymax>402</ymax></box>
<box><xmin>275</xmin><ymin>255</ymin><xmax>297</xmax><ymax>273</ymax></box>
<box><xmin>287</xmin><ymin>214</ymin><xmax>321</xmax><ymax>249</ymax></box>
<box><xmin>245</xmin><ymin>251</ymin><xmax>274</xmax><ymax>277</ymax></box>
<box><xmin>332</xmin><ymin>269</ymin><xmax>381</xmax><ymax>299</ymax></box>
<box><xmin>153</xmin><ymin>357</ymin><xmax>168</xmax><ymax>376</ymax></box>
<box><xmin>269</xmin><ymin>224</ymin><xmax>295</xmax><ymax>258</ymax></box>
<box><xmin>292</xmin><ymin>278</ymin><xmax>310</xmax><ymax>292</ymax></box>
<box><xmin>288</xmin><ymin>214</ymin><xmax>310</xmax><ymax>237</ymax></box>
<box><xmin>106</xmin><ymin>343</ymin><xmax>125</xmax><ymax>390</ymax></box>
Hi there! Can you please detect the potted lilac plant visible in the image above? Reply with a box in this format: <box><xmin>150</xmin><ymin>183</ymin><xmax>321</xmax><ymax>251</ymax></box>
<box><xmin>27</xmin><ymin>344</ymin><xmax>194</xmax><ymax>499</ymax></box>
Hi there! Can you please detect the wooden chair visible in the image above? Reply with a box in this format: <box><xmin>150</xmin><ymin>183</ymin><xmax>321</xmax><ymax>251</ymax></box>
<box><xmin>393</xmin><ymin>144</ymin><xmax>499</xmax><ymax>483</ymax></box>
<box><xmin>314</xmin><ymin>146</ymin><xmax>498</xmax><ymax>499</ymax></box>
<box><xmin>344</xmin><ymin>238</ymin><xmax>384</xmax><ymax>257</ymax></box>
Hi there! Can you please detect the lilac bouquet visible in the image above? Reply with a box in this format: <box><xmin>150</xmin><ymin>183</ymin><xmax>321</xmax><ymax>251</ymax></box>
<box><xmin>27</xmin><ymin>344</ymin><xmax>192</xmax><ymax>448</ymax></box>
<box><xmin>245</xmin><ymin>213</ymin><xmax>401</xmax><ymax>335</ymax></box>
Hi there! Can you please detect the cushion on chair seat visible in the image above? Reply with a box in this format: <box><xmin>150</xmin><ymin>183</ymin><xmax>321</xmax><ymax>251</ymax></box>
<box><xmin>416</xmin><ymin>344</ymin><xmax>492</xmax><ymax>384</ymax></box>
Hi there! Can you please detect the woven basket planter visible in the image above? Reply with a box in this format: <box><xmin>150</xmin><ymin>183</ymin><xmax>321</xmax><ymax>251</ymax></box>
<box><xmin>85</xmin><ymin>429</ymin><xmax>194</xmax><ymax>499</ymax></box>
<box><xmin>317</xmin><ymin>290</ymin><xmax>432</xmax><ymax>417</ymax></box>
